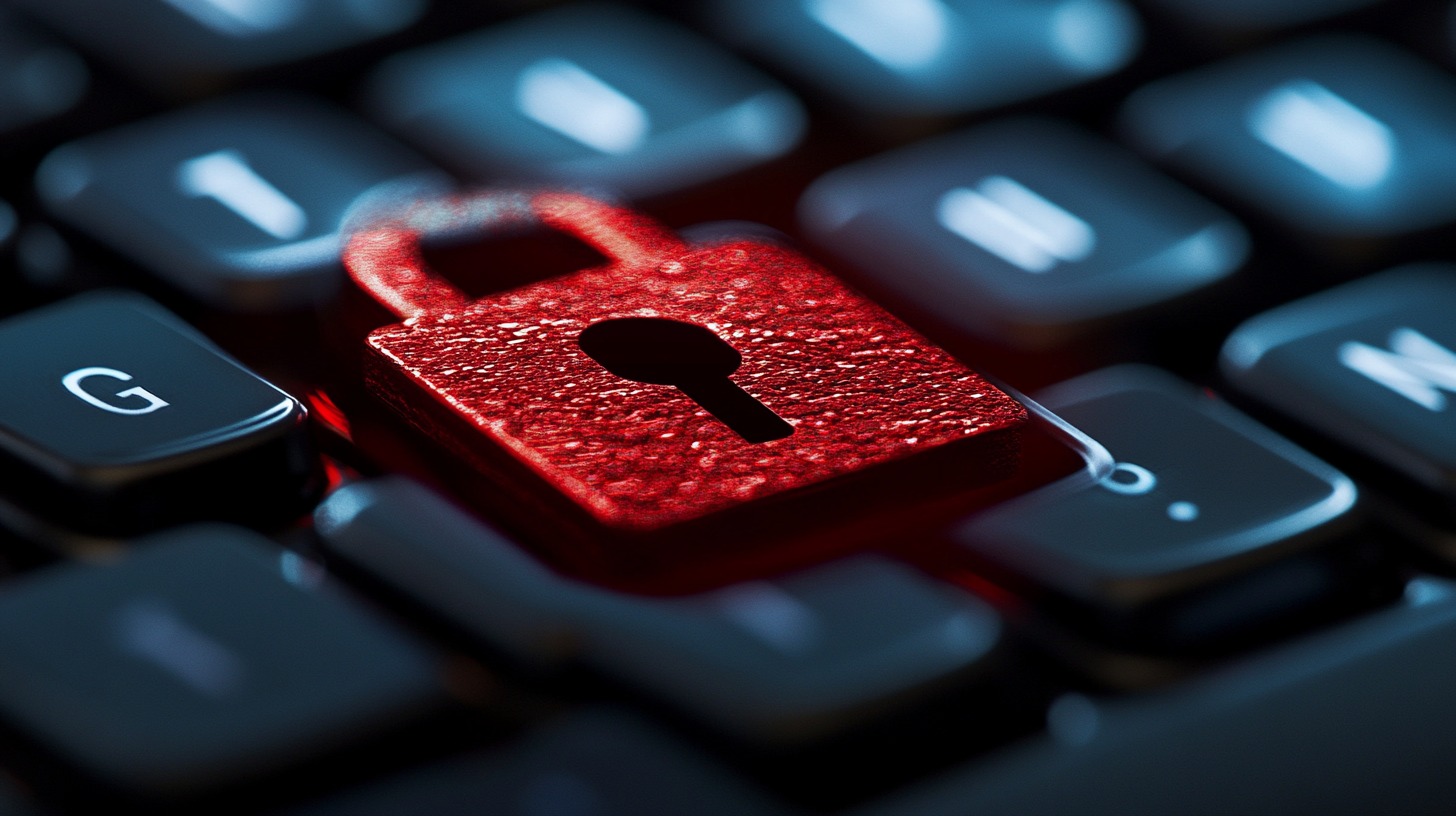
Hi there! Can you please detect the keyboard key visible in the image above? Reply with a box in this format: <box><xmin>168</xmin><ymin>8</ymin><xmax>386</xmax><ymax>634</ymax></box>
<box><xmin>36</xmin><ymin>94</ymin><xmax>445</xmax><ymax>310</ymax></box>
<box><xmin>291</xmin><ymin>710</ymin><xmax>786</xmax><ymax>816</ymax></box>
<box><xmin>0</xmin><ymin>292</ymin><xmax>314</xmax><ymax>535</ymax></box>
<box><xmin>317</xmin><ymin>478</ymin><xmax>1005</xmax><ymax>740</ymax></box>
<box><xmin>315</xmin><ymin>478</ymin><xmax>581</xmax><ymax>665</ymax></box>
<box><xmin>959</xmin><ymin>366</ymin><xmax>1367</xmax><ymax>646</ymax></box>
<box><xmin>0</xmin><ymin>525</ymin><xmax>443</xmax><ymax>797</ymax></box>
<box><xmin>862</xmin><ymin>578</ymin><xmax>1456</xmax><ymax>816</ymax></box>
<box><xmin>0</xmin><ymin>12</ymin><xmax>87</xmax><ymax>134</ymax></box>
<box><xmin>1222</xmin><ymin>265</ymin><xmax>1456</xmax><ymax>512</ymax></box>
<box><xmin>709</xmin><ymin>0</ymin><xmax>1141</xmax><ymax>119</ymax></box>
<box><xmin>366</xmin><ymin>4</ymin><xmax>806</xmax><ymax>198</ymax></box>
<box><xmin>10</xmin><ymin>0</ymin><xmax>423</xmax><ymax>91</ymax></box>
<box><xmin>1121</xmin><ymin>37</ymin><xmax>1456</xmax><ymax>244</ymax></box>
<box><xmin>799</xmin><ymin>118</ymin><xmax>1249</xmax><ymax>347</ymax></box>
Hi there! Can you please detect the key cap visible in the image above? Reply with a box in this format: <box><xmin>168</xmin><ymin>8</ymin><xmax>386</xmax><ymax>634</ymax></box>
<box><xmin>1222</xmin><ymin>265</ymin><xmax>1456</xmax><ymax>523</ymax></box>
<box><xmin>0</xmin><ymin>525</ymin><xmax>444</xmax><ymax>798</ymax></box>
<box><xmin>709</xmin><ymin>0</ymin><xmax>1141</xmax><ymax>120</ymax></box>
<box><xmin>366</xmin><ymin>4</ymin><xmax>805</xmax><ymax>199</ymax></box>
<box><xmin>1121</xmin><ymin>37</ymin><xmax>1456</xmax><ymax>249</ymax></box>
<box><xmin>290</xmin><ymin>710</ymin><xmax>786</xmax><ymax>816</ymax></box>
<box><xmin>0</xmin><ymin>291</ymin><xmax>315</xmax><ymax>536</ymax></box>
<box><xmin>316</xmin><ymin>478</ymin><xmax>1005</xmax><ymax>740</ymax></box>
<box><xmin>859</xmin><ymin>578</ymin><xmax>1456</xmax><ymax>816</ymax></box>
<box><xmin>799</xmin><ymin>118</ymin><xmax>1249</xmax><ymax>348</ymax></box>
<box><xmin>36</xmin><ymin>93</ymin><xmax>445</xmax><ymax>310</ymax></box>
<box><xmin>0</xmin><ymin>11</ymin><xmax>87</xmax><ymax>135</ymax></box>
<box><xmin>10</xmin><ymin>0</ymin><xmax>423</xmax><ymax>92</ymax></box>
<box><xmin>959</xmin><ymin>366</ymin><xmax>1369</xmax><ymax>647</ymax></box>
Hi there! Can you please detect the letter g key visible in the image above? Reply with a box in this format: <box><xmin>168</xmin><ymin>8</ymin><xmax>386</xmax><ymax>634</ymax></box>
<box><xmin>62</xmin><ymin>367</ymin><xmax>170</xmax><ymax>415</ymax></box>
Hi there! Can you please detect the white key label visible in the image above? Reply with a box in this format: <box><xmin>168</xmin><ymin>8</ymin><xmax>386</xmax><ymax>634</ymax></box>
<box><xmin>177</xmin><ymin>149</ymin><xmax>308</xmax><ymax>240</ymax></box>
<box><xmin>62</xmin><ymin>367</ymin><xmax>170</xmax><ymax>416</ymax></box>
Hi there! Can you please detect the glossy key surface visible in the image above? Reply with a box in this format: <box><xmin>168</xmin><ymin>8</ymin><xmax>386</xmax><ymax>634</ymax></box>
<box><xmin>10</xmin><ymin>0</ymin><xmax>424</xmax><ymax>90</ymax></box>
<box><xmin>0</xmin><ymin>291</ymin><xmax>314</xmax><ymax>535</ymax></box>
<box><xmin>367</xmin><ymin>4</ymin><xmax>805</xmax><ymax>198</ymax></box>
<box><xmin>319</xmin><ymin>477</ymin><xmax>1005</xmax><ymax>740</ymax></box>
<box><xmin>710</xmin><ymin>0</ymin><xmax>1142</xmax><ymax>119</ymax></box>
<box><xmin>1222</xmin><ymin>265</ymin><xmax>1456</xmax><ymax>505</ymax></box>
<box><xmin>959</xmin><ymin>366</ymin><xmax>1366</xmax><ymax>644</ymax></box>
<box><xmin>800</xmin><ymin>118</ymin><xmax>1249</xmax><ymax>347</ymax></box>
<box><xmin>36</xmin><ymin>94</ymin><xmax>444</xmax><ymax>310</ymax></box>
<box><xmin>1122</xmin><ymin>37</ymin><xmax>1456</xmax><ymax>242</ymax></box>
<box><xmin>0</xmin><ymin>525</ymin><xmax>443</xmax><ymax>797</ymax></box>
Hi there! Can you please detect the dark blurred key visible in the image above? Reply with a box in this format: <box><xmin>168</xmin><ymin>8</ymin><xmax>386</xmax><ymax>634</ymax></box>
<box><xmin>317</xmin><ymin>478</ymin><xmax>1004</xmax><ymax>741</ymax></box>
<box><xmin>0</xmin><ymin>11</ymin><xmax>87</xmax><ymax>135</ymax></box>
<box><xmin>36</xmin><ymin>93</ymin><xmax>444</xmax><ymax>310</ymax></box>
<box><xmin>10</xmin><ymin>0</ymin><xmax>422</xmax><ymax>92</ymax></box>
<box><xmin>858</xmin><ymin>578</ymin><xmax>1456</xmax><ymax>816</ymax></box>
<box><xmin>959</xmin><ymin>366</ymin><xmax>1367</xmax><ymax>646</ymax></box>
<box><xmin>366</xmin><ymin>4</ymin><xmax>805</xmax><ymax>198</ymax></box>
<box><xmin>291</xmin><ymin>709</ymin><xmax>787</xmax><ymax>816</ymax></box>
<box><xmin>799</xmin><ymin>118</ymin><xmax>1248</xmax><ymax>347</ymax></box>
<box><xmin>0</xmin><ymin>291</ymin><xmax>314</xmax><ymax>535</ymax></box>
<box><xmin>0</xmin><ymin>201</ymin><xmax>15</xmax><ymax>278</ymax></box>
<box><xmin>1222</xmin><ymin>265</ymin><xmax>1456</xmax><ymax>517</ymax></box>
<box><xmin>0</xmin><ymin>525</ymin><xmax>443</xmax><ymax>798</ymax></box>
<box><xmin>1121</xmin><ymin>37</ymin><xmax>1456</xmax><ymax>248</ymax></box>
<box><xmin>1143</xmin><ymin>0</ymin><xmax>1380</xmax><ymax>33</ymax></box>
<box><xmin>708</xmin><ymin>0</ymin><xmax>1141</xmax><ymax>120</ymax></box>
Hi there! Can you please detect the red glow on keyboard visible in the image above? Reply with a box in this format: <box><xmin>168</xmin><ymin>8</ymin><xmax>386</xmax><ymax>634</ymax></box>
<box><xmin>940</xmin><ymin>568</ymin><xmax>1022</xmax><ymax>612</ymax></box>
<box><xmin>346</xmin><ymin>191</ymin><xmax>1027</xmax><ymax>534</ymax></box>
<box><xmin>305</xmin><ymin>389</ymin><xmax>352</xmax><ymax>442</ymax></box>
<box><xmin>318</xmin><ymin>457</ymin><xmax>356</xmax><ymax>495</ymax></box>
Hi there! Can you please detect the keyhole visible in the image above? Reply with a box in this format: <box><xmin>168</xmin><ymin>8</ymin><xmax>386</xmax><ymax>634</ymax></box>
<box><xmin>578</xmin><ymin>317</ymin><xmax>794</xmax><ymax>443</ymax></box>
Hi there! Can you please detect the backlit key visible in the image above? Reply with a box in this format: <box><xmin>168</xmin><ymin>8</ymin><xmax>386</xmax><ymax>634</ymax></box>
<box><xmin>366</xmin><ymin>5</ymin><xmax>805</xmax><ymax>198</ymax></box>
<box><xmin>9</xmin><ymin>0</ymin><xmax>423</xmax><ymax>91</ymax></box>
<box><xmin>36</xmin><ymin>94</ymin><xmax>444</xmax><ymax>310</ymax></box>
<box><xmin>710</xmin><ymin>0</ymin><xmax>1142</xmax><ymax>119</ymax></box>
<box><xmin>1222</xmin><ymin>265</ymin><xmax>1456</xmax><ymax>531</ymax></box>
<box><xmin>0</xmin><ymin>292</ymin><xmax>315</xmax><ymax>536</ymax></box>
<box><xmin>959</xmin><ymin>366</ymin><xmax>1369</xmax><ymax>647</ymax></box>
<box><xmin>800</xmin><ymin>119</ymin><xmax>1248</xmax><ymax>347</ymax></box>
<box><xmin>1121</xmin><ymin>37</ymin><xmax>1456</xmax><ymax>247</ymax></box>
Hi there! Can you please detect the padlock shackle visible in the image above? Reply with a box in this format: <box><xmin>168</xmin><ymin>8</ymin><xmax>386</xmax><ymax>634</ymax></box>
<box><xmin>343</xmin><ymin>190</ymin><xmax>688</xmax><ymax>320</ymax></box>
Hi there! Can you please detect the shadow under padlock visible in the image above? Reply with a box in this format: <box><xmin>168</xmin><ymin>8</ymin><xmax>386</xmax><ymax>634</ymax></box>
<box><xmin>343</xmin><ymin>190</ymin><xmax>1101</xmax><ymax>592</ymax></box>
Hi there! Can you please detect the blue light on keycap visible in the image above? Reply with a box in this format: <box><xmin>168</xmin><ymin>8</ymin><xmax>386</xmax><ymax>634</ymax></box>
<box><xmin>806</xmin><ymin>0</ymin><xmax>953</xmax><ymax>74</ymax></box>
<box><xmin>515</xmin><ymin>58</ymin><xmax>651</xmax><ymax>156</ymax></box>
<box><xmin>1247</xmin><ymin>80</ymin><xmax>1395</xmax><ymax>190</ymax></box>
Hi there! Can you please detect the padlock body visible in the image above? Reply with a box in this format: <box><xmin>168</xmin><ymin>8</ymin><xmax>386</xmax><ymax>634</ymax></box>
<box><xmin>363</xmin><ymin>239</ymin><xmax>1026</xmax><ymax>578</ymax></box>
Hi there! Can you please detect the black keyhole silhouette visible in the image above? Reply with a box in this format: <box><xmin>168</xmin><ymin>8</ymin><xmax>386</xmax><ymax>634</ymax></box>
<box><xmin>578</xmin><ymin>317</ymin><xmax>794</xmax><ymax>443</ymax></box>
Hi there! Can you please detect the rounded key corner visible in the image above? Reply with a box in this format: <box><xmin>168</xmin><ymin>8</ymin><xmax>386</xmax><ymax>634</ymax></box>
<box><xmin>34</xmin><ymin>143</ymin><xmax>93</xmax><ymax>205</ymax></box>
<box><xmin>1034</xmin><ymin>363</ymin><xmax>1187</xmax><ymax>412</ymax></box>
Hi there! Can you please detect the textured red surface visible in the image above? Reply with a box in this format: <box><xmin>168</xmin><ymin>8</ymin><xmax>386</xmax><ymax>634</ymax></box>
<box><xmin>347</xmin><ymin>193</ymin><xmax>1027</xmax><ymax>532</ymax></box>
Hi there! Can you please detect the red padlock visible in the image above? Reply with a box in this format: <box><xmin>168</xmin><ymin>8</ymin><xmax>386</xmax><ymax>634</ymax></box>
<box><xmin>344</xmin><ymin>191</ymin><xmax>1031</xmax><ymax>588</ymax></box>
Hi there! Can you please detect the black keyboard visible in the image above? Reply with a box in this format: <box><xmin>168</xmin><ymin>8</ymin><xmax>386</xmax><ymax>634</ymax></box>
<box><xmin>0</xmin><ymin>1</ymin><xmax>1454</xmax><ymax>813</ymax></box>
